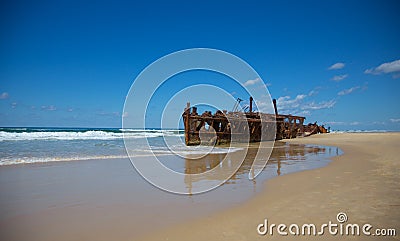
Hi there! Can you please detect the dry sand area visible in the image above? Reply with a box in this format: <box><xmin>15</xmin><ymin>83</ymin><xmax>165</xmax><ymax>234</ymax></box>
<box><xmin>143</xmin><ymin>133</ymin><xmax>400</xmax><ymax>240</ymax></box>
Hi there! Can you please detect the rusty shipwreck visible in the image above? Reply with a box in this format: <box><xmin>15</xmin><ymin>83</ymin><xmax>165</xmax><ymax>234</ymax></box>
<box><xmin>182</xmin><ymin>97</ymin><xmax>328</xmax><ymax>146</ymax></box>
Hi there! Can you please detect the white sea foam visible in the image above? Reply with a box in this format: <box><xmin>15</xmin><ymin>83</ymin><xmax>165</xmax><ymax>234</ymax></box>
<box><xmin>0</xmin><ymin>128</ymin><xmax>241</xmax><ymax>166</ymax></box>
<box><xmin>0</xmin><ymin>146</ymin><xmax>242</xmax><ymax>166</ymax></box>
<box><xmin>0</xmin><ymin>130</ymin><xmax>183</xmax><ymax>141</ymax></box>
<box><xmin>0</xmin><ymin>155</ymin><xmax>129</xmax><ymax>166</ymax></box>
<box><xmin>329</xmin><ymin>130</ymin><xmax>393</xmax><ymax>133</ymax></box>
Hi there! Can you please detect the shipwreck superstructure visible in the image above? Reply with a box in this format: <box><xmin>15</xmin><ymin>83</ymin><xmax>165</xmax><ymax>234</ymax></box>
<box><xmin>182</xmin><ymin>97</ymin><xmax>328</xmax><ymax>146</ymax></box>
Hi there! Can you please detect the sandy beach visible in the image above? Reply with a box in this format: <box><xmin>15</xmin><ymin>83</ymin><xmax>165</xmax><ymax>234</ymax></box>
<box><xmin>143</xmin><ymin>133</ymin><xmax>400</xmax><ymax>240</ymax></box>
<box><xmin>1</xmin><ymin>132</ymin><xmax>398</xmax><ymax>241</ymax></box>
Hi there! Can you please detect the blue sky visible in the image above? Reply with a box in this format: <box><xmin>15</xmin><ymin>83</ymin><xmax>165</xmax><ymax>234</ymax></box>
<box><xmin>1</xmin><ymin>0</ymin><xmax>399</xmax><ymax>130</ymax></box>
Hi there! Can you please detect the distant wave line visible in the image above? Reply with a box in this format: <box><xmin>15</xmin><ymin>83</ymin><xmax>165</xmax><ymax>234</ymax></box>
<box><xmin>0</xmin><ymin>130</ymin><xmax>184</xmax><ymax>141</ymax></box>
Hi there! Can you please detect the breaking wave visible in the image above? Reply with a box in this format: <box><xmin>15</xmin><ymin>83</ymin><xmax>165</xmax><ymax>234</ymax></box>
<box><xmin>0</xmin><ymin>128</ymin><xmax>183</xmax><ymax>141</ymax></box>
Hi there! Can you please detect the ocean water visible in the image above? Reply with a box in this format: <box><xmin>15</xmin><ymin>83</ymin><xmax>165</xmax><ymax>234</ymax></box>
<box><xmin>0</xmin><ymin>127</ymin><xmax>241</xmax><ymax>166</ymax></box>
<box><xmin>0</xmin><ymin>127</ymin><xmax>344</xmax><ymax>178</ymax></box>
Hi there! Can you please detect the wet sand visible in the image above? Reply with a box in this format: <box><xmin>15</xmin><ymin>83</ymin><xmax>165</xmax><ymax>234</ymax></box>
<box><xmin>143</xmin><ymin>133</ymin><xmax>400</xmax><ymax>240</ymax></box>
<box><xmin>0</xmin><ymin>141</ymin><xmax>339</xmax><ymax>241</ymax></box>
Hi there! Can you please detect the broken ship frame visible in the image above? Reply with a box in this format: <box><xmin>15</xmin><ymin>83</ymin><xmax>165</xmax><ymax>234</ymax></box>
<box><xmin>182</xmin><ymin>97</ymin><xmax>328</xmax><ymax>146</ymax></box>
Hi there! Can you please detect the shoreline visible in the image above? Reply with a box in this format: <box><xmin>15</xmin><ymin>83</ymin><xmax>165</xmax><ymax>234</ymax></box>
<box><xmin>142</xmin><ymin>133</ymin><xmax>400</xmax><ymax>240</ymax></box>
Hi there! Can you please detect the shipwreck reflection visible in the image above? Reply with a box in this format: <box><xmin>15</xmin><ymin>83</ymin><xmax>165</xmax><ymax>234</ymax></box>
<box><xmin>183</xmin><ymin>142</ymin><xmax>341</xmax><ymax>194</ymax></box>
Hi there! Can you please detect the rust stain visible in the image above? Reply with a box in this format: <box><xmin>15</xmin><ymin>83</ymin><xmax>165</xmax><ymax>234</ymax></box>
<box><xmin>182</xmin><ymin>97</ymin><xmax>329</xmax><ymax>146</ymax></box>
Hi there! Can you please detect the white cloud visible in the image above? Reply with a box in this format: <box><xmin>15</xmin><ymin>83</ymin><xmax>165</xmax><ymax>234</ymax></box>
<box><xmin>11</xmin><ymin>102</ymin><xmax>17</xmax><ymax>109</ymax></box>
<box><xmin>390</xmin><ymin>118</ymin><xmax>400</xmax><ymax>123</ymax></box>
<box><xmin>243</xmin><ymin>77</ymin><xmax>261</xmax><ymax>86</ymax></box>
<box><xmin>0</xmin><ymin>92</ymin><xmax>9</xmax><ymax>99</ymax></box>
<box><xmin>277</xmin><ymin>95</ymin><xmax>290</xmax><ymax>102</ymax></box>
<box><xmin>274</xmin><ymin>93</ymin><xmax>335</xmax><ymax>115</ymax></box>
<box><xmin>257</xmin><ymin>88</ymin><xmax>334</xmax><ymax>115</ymax></box>
<box><xmin>297</xmin><ymin>110</ymin><xmax>311</xmax><ymax>116</ymax></box>
<box><xmin>337</xmin><ymin>86</ymin><xmax>360</xmax><ymax>96</ymax></box>
<box><xmin>308</xmin><ymin>90</ymin><xmax>318</xmax><ymax>96</ymax></box>
<box><xmin>328</xmin><ymin>62</ymin><xmax>345</xmax><ymax>70</ymax></box>
<box><xmin>41</xmin><ymin>105</ymin><xmax>57</xmax><ymax>111</ymax></box>
<box><xmin>277</xmin><ymin>94</ymin><xmax>307</xmax><ymax>110</ymax></box>
<box><xmin>324</xmin><ymin>121</ymin><xmax>367</xmax><ymax>126</ymax></box>
<box><xmin>324</xmin><ymin>121</ymin><xmax>346</xmax><ymax>125</ymax></box>
<box><xmin>255</xmin><ymin>99</ymin><xmax>275</xmax><ymax>113</ymax></box>
<box><xmin>331</xmin><ymin>74</ymin><xmax>348</xmax><ymax>82</ymax></box>
<box><xmin>301</xmin><ymin>99</ymin><xmax>336</xmax><ymax>110</ymax></box>
<box><xmin>365</xmin><ymin>59</ymin><xmax>400</xmax><ymax>76</ymax></box>
<box><xmin>96</xmin><ymin>111</ymin><xmax>120</xmax><ymax>117</ymax></box>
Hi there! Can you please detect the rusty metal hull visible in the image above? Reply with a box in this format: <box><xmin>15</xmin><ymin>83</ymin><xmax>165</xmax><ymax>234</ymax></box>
<box><xmin>182</xmin><ymin>104</ymin><xmax>306</xmax><ymax>146</ymax></box>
